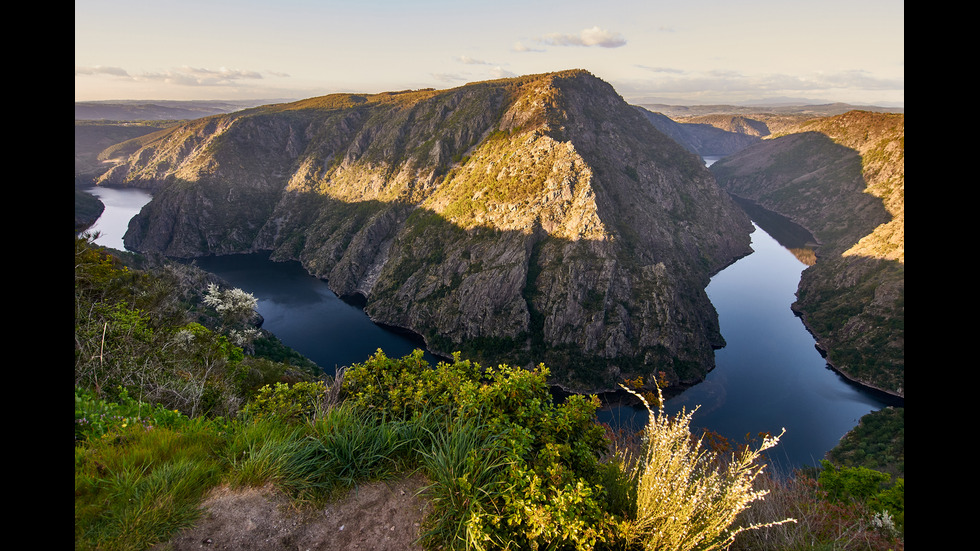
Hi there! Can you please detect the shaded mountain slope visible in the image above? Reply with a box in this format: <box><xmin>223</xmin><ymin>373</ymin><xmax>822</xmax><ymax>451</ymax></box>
<box><xmin>98</xmin><ymin>70</ymin><xmax>753</xmax><ymax>392</ymax></box>
<box><xmin>710</xmin><ymin>111</ymin><xmax>904</xmax><ymax>396</ymax></box>
<box><xmin>633</xmin><ymin>107</ymin><xmax>764</xmax><ymax>157</ymax></box>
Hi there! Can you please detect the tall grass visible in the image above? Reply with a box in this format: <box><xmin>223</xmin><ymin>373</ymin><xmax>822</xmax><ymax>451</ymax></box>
<box><xmin>74</xmin><ymin>424</ymin><xmax>225</xmax><ymax>551</ymax></box>
<box><xmin>224</xmin><ymin>417</ymin><xmax>309</xmax><ymax>488</ymax></box>
<box><xmin>236</xmin><ymin>401</ymin><xmax>436</xmax><ymax>502</ymax></box>
<box><xmin>418</xmin><ymin>414</ymin><xmax>512</xmax><ymax>551</ymax></box>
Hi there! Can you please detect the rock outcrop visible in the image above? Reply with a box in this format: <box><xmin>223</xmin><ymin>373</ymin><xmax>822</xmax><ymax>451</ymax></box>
<box><xmin>100</xmin><ymin>70</ymin><xmax>753</xmax><ymax>392</ymax></box>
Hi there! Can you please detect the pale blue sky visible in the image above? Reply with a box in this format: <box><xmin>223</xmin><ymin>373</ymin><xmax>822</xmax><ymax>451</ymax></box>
<box><xmin>75</xmin><ymin>0</ymin><xmax>904</xmax><ymax>106</ymax></box>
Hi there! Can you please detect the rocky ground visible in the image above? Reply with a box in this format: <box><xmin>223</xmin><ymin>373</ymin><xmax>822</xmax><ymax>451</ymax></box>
<box><xmin>150</xmin><ymin>473</ymin><xmax>431</xmax><ymax>551</ymax></box>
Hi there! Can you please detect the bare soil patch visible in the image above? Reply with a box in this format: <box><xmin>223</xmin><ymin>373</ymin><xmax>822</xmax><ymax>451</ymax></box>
<box><xmin>150</xmin><ymin>473</ymin><xmax>431</xmax><ymax>551</ymax></box>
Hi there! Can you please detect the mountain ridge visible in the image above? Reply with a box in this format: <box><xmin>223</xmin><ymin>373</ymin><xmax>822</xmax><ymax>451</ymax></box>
<box><xmin>98</xmin><ymin>70</ymin><xmax>753</xmax><ymax>392</ymax></box>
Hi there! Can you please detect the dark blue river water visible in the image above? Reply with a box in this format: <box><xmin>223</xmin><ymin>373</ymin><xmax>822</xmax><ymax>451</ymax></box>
<box><xmin>85</xmin><ymin>184</ymin><xmax>893</xmax><ymax>472</ymax></box>
<box><xmin>595</xmin><ymin>222</ymin><xmax>893</xmax><ymax>473</ymax></box>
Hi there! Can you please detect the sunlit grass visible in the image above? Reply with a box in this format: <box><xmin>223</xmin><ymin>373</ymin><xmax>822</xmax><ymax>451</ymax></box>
<box><xmin>74</xmin><ymin>424</ymin><xmax>225</xmax><ymax>551</ymax></box>
<box><xmin>418</xmin><ymin>414</ymin><xmax>511</xmax><ymax>551</ymax></box>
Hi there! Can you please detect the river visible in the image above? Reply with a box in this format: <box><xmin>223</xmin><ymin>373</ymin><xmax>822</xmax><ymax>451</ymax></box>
<box><xmin>83</xmin><ymin>182</ymin><xmax>894</xmax><ymax>473</ymax></box>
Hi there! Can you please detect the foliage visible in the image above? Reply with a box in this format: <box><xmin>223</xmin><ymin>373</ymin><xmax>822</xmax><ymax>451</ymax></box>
<box><xmin>817</xmin><ymin>460</ymin><xmax>904</xmax><ymax>534</ymax></box>
<box><xmin>203</xmin><ymin>282</ymin><xmax>259</xmax><ymax>329</ymax></box>
<box><xmin>618</xmin><ymin>384</ymin><xmax>794</xmax><ymax>551</ymax></box>
<box><xmin>74</xmin><ymin>411</ymin><xmax>226</xmax><ymax>551</ymax></box>
<box><xmin>75</xmin><ymin>385</ymin><xmax>190</xmax><ymax>442</ymax></box>
<box><xmin>342</xmin><ymin>349</ymin><xmax>615</xmax><ymax>550</ymax></box>
<box><xmin>74</xmin><ymin>235</ymin><xmax>316</xmax><ymax>418</ymax></box>
<box><xmin>239</xmin><ymin>380</ymin><xmax>328</xmax><ymax>423</ymax></box>
<box><xmin>418</xmin><ymin>414</ymin><xmax>512</xmax><ymax>550</ymax></box>
<box><xmin>74</xmin><ymin>238</ymin><xmax>903</xmax><ymax>551</ymax></box>
<box><xmin>728</xmin><ymin>469</ymin><xmax>904</xmax><ymax>550</ymax></box>
<box><xmin>828</xmin><ymin>407</ymin><xmax>904</xmax><ymax>479</ymax></box>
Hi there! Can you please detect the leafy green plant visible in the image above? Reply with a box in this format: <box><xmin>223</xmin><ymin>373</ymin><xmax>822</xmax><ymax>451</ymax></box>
<box><xmin>75</xmin><ymin>386</ymin><xmax>188</xmax><ymax>441</ymax></box>
<box><xmin>343</xmin><ymin>349</ymin><xmax>616</xmax><ymax>550</ymax></box>
<box><xmin>240</xmin><ymin>380</ymin><xmax>328</xmax><ymax>422</ymax></box>
<box><xmin>817</xmin><ymin>460</ymin><xmax>904</xmax><ymax>533</ymax></box>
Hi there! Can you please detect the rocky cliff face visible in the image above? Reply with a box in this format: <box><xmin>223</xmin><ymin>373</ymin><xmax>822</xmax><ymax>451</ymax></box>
<box><xmin>710</xmin><ymin>111</ymin><xmax>904</xmax><ymax>397</ymax></box>
<box><xmin>101</xmin><ymin>70</ymin><xmax>753</xmax><ymax>392</ymax></box>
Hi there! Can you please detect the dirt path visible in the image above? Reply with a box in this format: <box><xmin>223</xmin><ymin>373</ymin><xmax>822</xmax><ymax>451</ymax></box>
<box><xmin>150</xmin><ymin>473</ymin><xmax>432</xmax><ymax>551</ymax></box>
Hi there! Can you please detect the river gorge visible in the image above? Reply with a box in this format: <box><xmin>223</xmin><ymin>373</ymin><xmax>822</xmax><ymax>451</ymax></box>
<box><xmin>85</xmin><ymin>180</ymin><xmax>896</xmax><ymax>474</ymax></box>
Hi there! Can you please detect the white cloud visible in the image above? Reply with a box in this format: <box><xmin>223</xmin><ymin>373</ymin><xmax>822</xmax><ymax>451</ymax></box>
<box><xmin>490</xmin><ymin>66</ymin><xmax>516</xmax><ymax>79</ymax></box>
<box><xmin>76</xmin><ymin>65</ymin><xmax>269</xmax><ymax>88</ymax></box>
<box><xmin>513</xmin><ymin>41</ymin><xmax>545</xmax><ymax>53</ymax></box>
<box><xmin>541</xmin><ymin>26</ymin><xmax>627</xmax><ymax>48</ymax></box>
<box><xmin>456</xmin><ymin>55</ymin><xmax>492</xmax><ymax>65</ymax></box>
<box><xmin>75</xmin><ymin>65</ymin><xmax>130</xmax><ymax>77</ymax></box>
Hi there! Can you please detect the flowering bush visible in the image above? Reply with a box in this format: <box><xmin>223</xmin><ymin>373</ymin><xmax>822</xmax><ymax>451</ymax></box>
<box><xmin>619</xmin><ymin>384</ymin><xmax>794</xmax><ymax>551</ymax></box>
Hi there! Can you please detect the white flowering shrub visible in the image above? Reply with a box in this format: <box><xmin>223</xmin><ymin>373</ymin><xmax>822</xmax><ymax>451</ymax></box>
<box><xmin>871</xmin><ymin>510</ymin><xmax>897</xmax><ymax>536</ymax></box>
<box><xmin>204</xmin><ymin>283</ymin><xmax>258</xmax><ymax>324</ymax></box>
<box><xmin>619</xmin><ymin>384</ymin><xmax>795</xmax><ymax>551</ymax></box>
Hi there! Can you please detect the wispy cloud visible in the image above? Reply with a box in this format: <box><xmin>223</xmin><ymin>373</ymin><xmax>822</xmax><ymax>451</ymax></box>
<box><xmin>75</xmin><ymin>65</ymin><xmax>130</xmax><ymax>77</ymax></box>
<box><xmin>75</xmin><ymin>65</ymin><xmax>269</xmax><ymax>87</ymax></box>
<box><xmin>512</xmin><ymin>41</ymin><xmax>545</xmax><ymax>53</ymax></box>
<box><xmin>616</xmin><ymin>68</ymin><xmax>905</xmax><ymax>104</ymax></box>
<box><xmin>456</xmin><ymin>55</ymin><xmax>493</xmax><ymax>65</ymax></box>
<box><xmin>540</xmin><ymin>26</ymin><xmax>627</xmax><ymax>48</ymax></box>
<box><xmin>430</xmin><ymin>72</ymin><xmax>470</xmax><ymax>84</ymax></box>
<box><xmin>634</xmin><ymin>65</ymin><xmax>686</xmax><ymax>75</ymax></box>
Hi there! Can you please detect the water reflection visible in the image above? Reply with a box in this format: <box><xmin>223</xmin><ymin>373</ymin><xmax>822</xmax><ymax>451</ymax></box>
<box><xmin>84</xmin><ymin>186</ymin><xmax>153</xmax><ymax>251</ymax></box>
<box><xmin>729</xmin><ymin>194</ymin><xmax>819</xmax><ymax>265</ymax></box>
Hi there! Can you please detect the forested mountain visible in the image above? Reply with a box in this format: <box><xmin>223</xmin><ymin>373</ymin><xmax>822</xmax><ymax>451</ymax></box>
<box><xmin>710</xmin><ymin>111</ymin><xmax>904</xmax><ymax>397</ymax></box>
<box><xmin>92</xmin><ymin>70</ymin><xmax>754</xmax><ymax>393</ymax></box>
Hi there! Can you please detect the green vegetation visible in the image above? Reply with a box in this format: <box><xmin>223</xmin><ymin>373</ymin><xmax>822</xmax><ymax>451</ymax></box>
<box><xmin>74</xmin><ymin>189</ymin><xmax>105</xmax><ymax>231</ymax></box>
<box><xmin>75</xmin><ymin>235</ymin><xmax>903</xmax><ymax>550</ymax></box>
<box><xmin>827</xmin><ymin>407</ymin><xmax>904</xmax><ymax>479</ymax></box>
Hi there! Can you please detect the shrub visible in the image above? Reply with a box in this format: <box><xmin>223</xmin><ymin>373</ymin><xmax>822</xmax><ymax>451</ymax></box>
<box><xmin>240</xmin><ymin>380</ymin><xmax>328</xmax><ymax>422</ymax></box>
<box><xmin>618</xmin><ymin>384</ymin><xmax>794</xmax><ymax>551</ymax></box>
<box><xmin>342</xmin><ymin>349</ymin><xmax>616</xmax><ymax>550</ymax></box>
<box><xmin>818</xmin><ymin>460</ymin><xmax>904</xmax><ymax>534</ymax></box>
<box><xmin>75</xmin><ymin>386</ymin><xmax>189</xmax><ymax>442</ymax></box>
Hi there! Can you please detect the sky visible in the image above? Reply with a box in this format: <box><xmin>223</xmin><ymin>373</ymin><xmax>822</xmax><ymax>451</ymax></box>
<box><xmin>75</xmin><ymin>0</ymin><xmax>904</xmax><ymax>106</ymax></box>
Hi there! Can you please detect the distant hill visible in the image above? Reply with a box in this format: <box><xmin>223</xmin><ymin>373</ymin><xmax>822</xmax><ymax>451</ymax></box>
<box><xmin>74</xmin><ymin>99</ymin><xmax>287</xmax><ymax>121</ymax></box>
<box><xmin>634</xmin><ymin>107</ymin><xmax>765</xmax><ymax>157</ymax></box>
<box><xmin>639</xmin><ymin>102</ymin><xmax>903</xmax><ymax>119</ymax></box>
<box><xmin>75</xmin><ymin>121</ymin><xmax>179</xmax><ymax>185</ymax></box>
